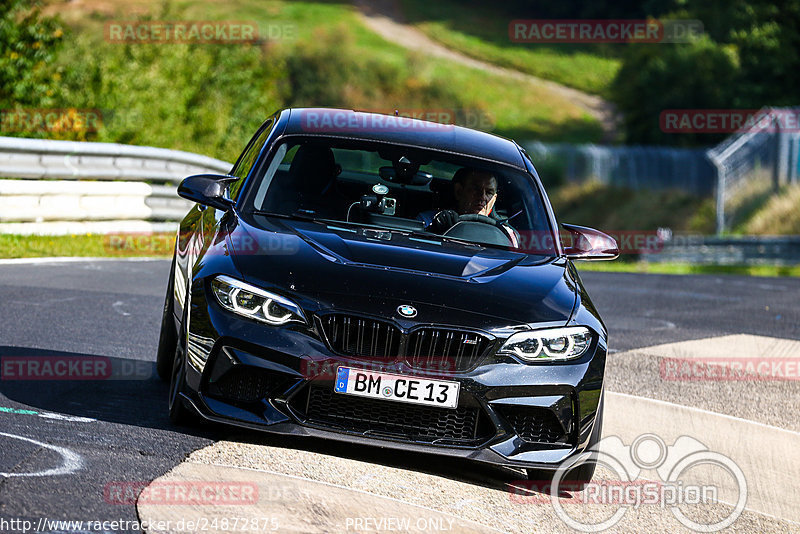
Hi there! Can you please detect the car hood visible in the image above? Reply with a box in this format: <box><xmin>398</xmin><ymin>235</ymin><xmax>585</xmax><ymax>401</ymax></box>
<box><xmin>227</xmin><ymin>215</ymin><xmax>577</xmax><ymax>328</ymax></box>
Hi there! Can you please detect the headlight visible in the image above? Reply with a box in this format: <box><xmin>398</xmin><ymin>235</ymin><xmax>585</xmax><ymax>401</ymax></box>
<box><xmin>498</xmin><ymin>327</ymin><xmax>592</xmax><ymax>362</ymax></box>
<box><xmin>211</xmin><ymin>275</ymin><xmax>306</xmax><ymax>326</ymax></box>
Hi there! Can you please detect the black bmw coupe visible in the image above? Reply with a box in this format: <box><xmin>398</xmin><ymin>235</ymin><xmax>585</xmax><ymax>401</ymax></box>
<box><xmin>156</xmin><ymin>108</ymin><xmax>618</xmax><ymax>483</ymax></box>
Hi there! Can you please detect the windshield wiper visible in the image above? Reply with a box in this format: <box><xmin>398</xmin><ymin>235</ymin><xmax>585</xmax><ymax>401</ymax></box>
<box><xmin>251</xmin><ymin>210</ymin><xmax>323</xmax><ymax>222</ymax></box>
<box><xmin>406</xmin><ymin>230</ymin><xmax>483</xmax><ymax>248</ymax></box>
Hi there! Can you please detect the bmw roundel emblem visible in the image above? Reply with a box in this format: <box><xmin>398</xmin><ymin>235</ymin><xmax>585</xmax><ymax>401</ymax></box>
<box><xmin>397</xmin><ymin>304</ymin><xmax>417</xmax><ymax>318</ymax></box>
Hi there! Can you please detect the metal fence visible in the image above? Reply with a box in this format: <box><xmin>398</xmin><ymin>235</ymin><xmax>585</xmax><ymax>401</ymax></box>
<box><xmin>523</xmin><ymin>141</ymin><xmax>716</xmax><ymax>197</ymax></box>
<box><xmin>707</xmin><ymin>107</ymin><xmax>800</xmax><ymax>234</ymax></box>
<box><xmin>524</xmin><ymin>108</ymin><xmax>800</xmax><ymax>235</ymax></box>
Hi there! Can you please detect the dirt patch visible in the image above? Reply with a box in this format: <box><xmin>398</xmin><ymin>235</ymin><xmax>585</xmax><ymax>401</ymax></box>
<box><xmin>352</xmin><ymin>0</ymin><xmax>620</xmax><ymax>142</ymax></box>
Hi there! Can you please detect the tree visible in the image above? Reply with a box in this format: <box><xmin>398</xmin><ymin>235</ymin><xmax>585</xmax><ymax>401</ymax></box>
<box><xmin>611</xmin><ymin>0</ymin><xmax>800</xmax><ymax>145</ymax></box>
<box><xmin>611</xmin><ymin>36</ymin><xmax>739</xmax><ymax>146</ymax></box>
<box><xmin>0</xmin><ymin>0</ymin><xmax>64</xmax><ymax>108</ymax></box>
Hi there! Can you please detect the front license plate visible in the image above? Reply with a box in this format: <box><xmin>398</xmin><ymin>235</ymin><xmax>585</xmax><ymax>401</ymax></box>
<box><xmin>334</xmin><ymin>367</ymin><xmax>460</xmax><ymax>409</ymax></box>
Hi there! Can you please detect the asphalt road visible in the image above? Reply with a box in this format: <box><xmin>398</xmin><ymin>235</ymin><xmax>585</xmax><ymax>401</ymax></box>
<box><xmin>576</xmin><ymin>269</ymin><xmax>800</xmax><ymax>352</ymax></box>
<box><xmin>0</xmin><ymin>259</ymin><xmax>217</xmax><ymax>533</ymax></box>
<box><xmin>0</xmin><ymin>259</ymin><xmax>798</xmax><ymax>533</ymax></box>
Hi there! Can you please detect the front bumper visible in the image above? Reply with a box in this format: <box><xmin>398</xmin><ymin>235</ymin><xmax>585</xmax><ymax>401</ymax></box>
<box><xmin>179</xmin><ymin>288</ymin><xmax>606</xmax><ymax>470</ymax></box>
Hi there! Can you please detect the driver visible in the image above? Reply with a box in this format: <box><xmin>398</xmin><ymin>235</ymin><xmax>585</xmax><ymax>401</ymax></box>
<box><xmin>420</xmin><ymin>167</ymin><xmax>519</xmax><ymax>246</ymax></box>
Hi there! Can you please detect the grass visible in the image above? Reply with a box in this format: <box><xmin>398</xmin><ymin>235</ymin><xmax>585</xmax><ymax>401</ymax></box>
<box><xmin>545</xmin><ymin>177</ymin><xmax>800</xmax><ymax>239</ymax></box>
<box><xmin>549</xmin><ymin>181</ymin><xmax>715</xmax><ymax>234</ymax></box>
<box><xmin>397</xmin><ymin>0</ymin><xmax>621</xmax><ymax>96</ymax></box>
<box><xmin>574</xmin><ymin>261</ymin><xmax>800</xmax><ymax>277</ymax></box>
<box><xmin>542</xmin><ymin>180</ymin><xmax>799</xmax><ymax>278</ymax></box>
<box><xmin>741</xmin><ymin>184</ymin><xmax>800</xmax><ymax>235</ymax></box>
<box><xmin>0</xmin><ymin>233</ymin><xmax>175</xmax><ymax>258</ymax></box>
<box><xmin>42</xmin><ymin>0</ymin><xmax>604</xmax><ymax>152</ymax></box>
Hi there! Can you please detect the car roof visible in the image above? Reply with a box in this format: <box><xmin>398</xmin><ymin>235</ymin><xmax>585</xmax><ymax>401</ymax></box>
<box><xmin>282</xmin><ymin>108</ymin><xmax>526</xmax><ymax>169</ymax></box>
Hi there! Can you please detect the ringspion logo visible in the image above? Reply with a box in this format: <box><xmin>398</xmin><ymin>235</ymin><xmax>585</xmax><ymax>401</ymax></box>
<box><xmin>510</xmin><ymin>434</ymin><xmax>747</xmax><ymax>532</ymax></box>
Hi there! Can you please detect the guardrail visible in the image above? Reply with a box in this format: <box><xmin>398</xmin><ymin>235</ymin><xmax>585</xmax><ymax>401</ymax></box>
<box><xmin>643</xmin><ymin>235</ymin><xmax>800</xmax><ymax>266</ymax></box>
<box><xmin>2</xmin><ymin>136</ymin><xmax>798</xmax><ymax>268</ymax></box>
<box><xmin>0</xmin><ymin>136</ymin><xmax>232</xmax><ymax>235</ymax></box>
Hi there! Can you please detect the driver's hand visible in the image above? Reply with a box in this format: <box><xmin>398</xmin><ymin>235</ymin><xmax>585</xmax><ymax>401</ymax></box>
<box><xmin>431</xmin><ymin>210</ymin><xmax>459</xmax><ymax>233</ymax></box>
<box><xmin>479</xmin><ymin>194</ymin><xmax>497</xmax><ymax>217</ymax></box>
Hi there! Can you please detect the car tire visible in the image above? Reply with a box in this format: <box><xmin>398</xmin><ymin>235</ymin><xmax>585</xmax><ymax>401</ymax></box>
<box><xmin>168</xmin><ymin>298</ymin><xmax>194</xmax><ymax>426</ymax></box>
<box><xmin>526</xmin><ymin>390</ymin><xmax>604</xmax><ymax>490</ymax></box>
<box><xmin>156</xmin><ymin>256</ymin><xmax>177</xmax><ymax>382</ymax></box>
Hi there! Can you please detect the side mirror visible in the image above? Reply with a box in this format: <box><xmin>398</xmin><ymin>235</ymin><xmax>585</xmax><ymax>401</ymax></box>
<box><xmin>561</xmin><ymin>223</ymin><xmax>619</xmax><ymax>260</ymax></box>
<box><xmin>177</xmin><ymin>174</ymin><xmax>237</xmax><ymax>211</ymax></box>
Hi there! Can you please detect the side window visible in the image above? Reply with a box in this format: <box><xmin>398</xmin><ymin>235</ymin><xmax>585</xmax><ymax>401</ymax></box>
<box><xmin>229</xmin><ymin>119</ymin><xmax>274</xmax><ymax>199</ymax></box>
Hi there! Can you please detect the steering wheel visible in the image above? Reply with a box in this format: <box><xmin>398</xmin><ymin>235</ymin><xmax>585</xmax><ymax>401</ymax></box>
<box><xmin>443</xmin><ymin>213</ymin><xmax>512</xmax><ymax>247</ymax></box>
<box><xmin>457</xmin><ymin>213</ymin><xmax>503</xmax><ymax>227</ymax></box>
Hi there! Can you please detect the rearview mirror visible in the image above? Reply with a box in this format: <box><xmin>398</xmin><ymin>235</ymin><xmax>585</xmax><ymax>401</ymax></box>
<box><xmin>178</xmin><ymin>174</ymin><xmax>237</xmax><ymax>211</ymax></box>
<box><xmin>561</xmin><ymin>223</ymin><xmax>619</xmax><ymax>260</ymax></box>
<box><xmin>378</xmin><ymin>166</ymin><xmax>433</xmax><ymax>186</ymax></box>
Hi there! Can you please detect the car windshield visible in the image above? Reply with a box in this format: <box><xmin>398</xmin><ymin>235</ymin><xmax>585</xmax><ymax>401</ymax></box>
<box><xmin>245</xmin><ymin>136</ymin><xmax>556</xmax><ymax>254</ymax></box>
